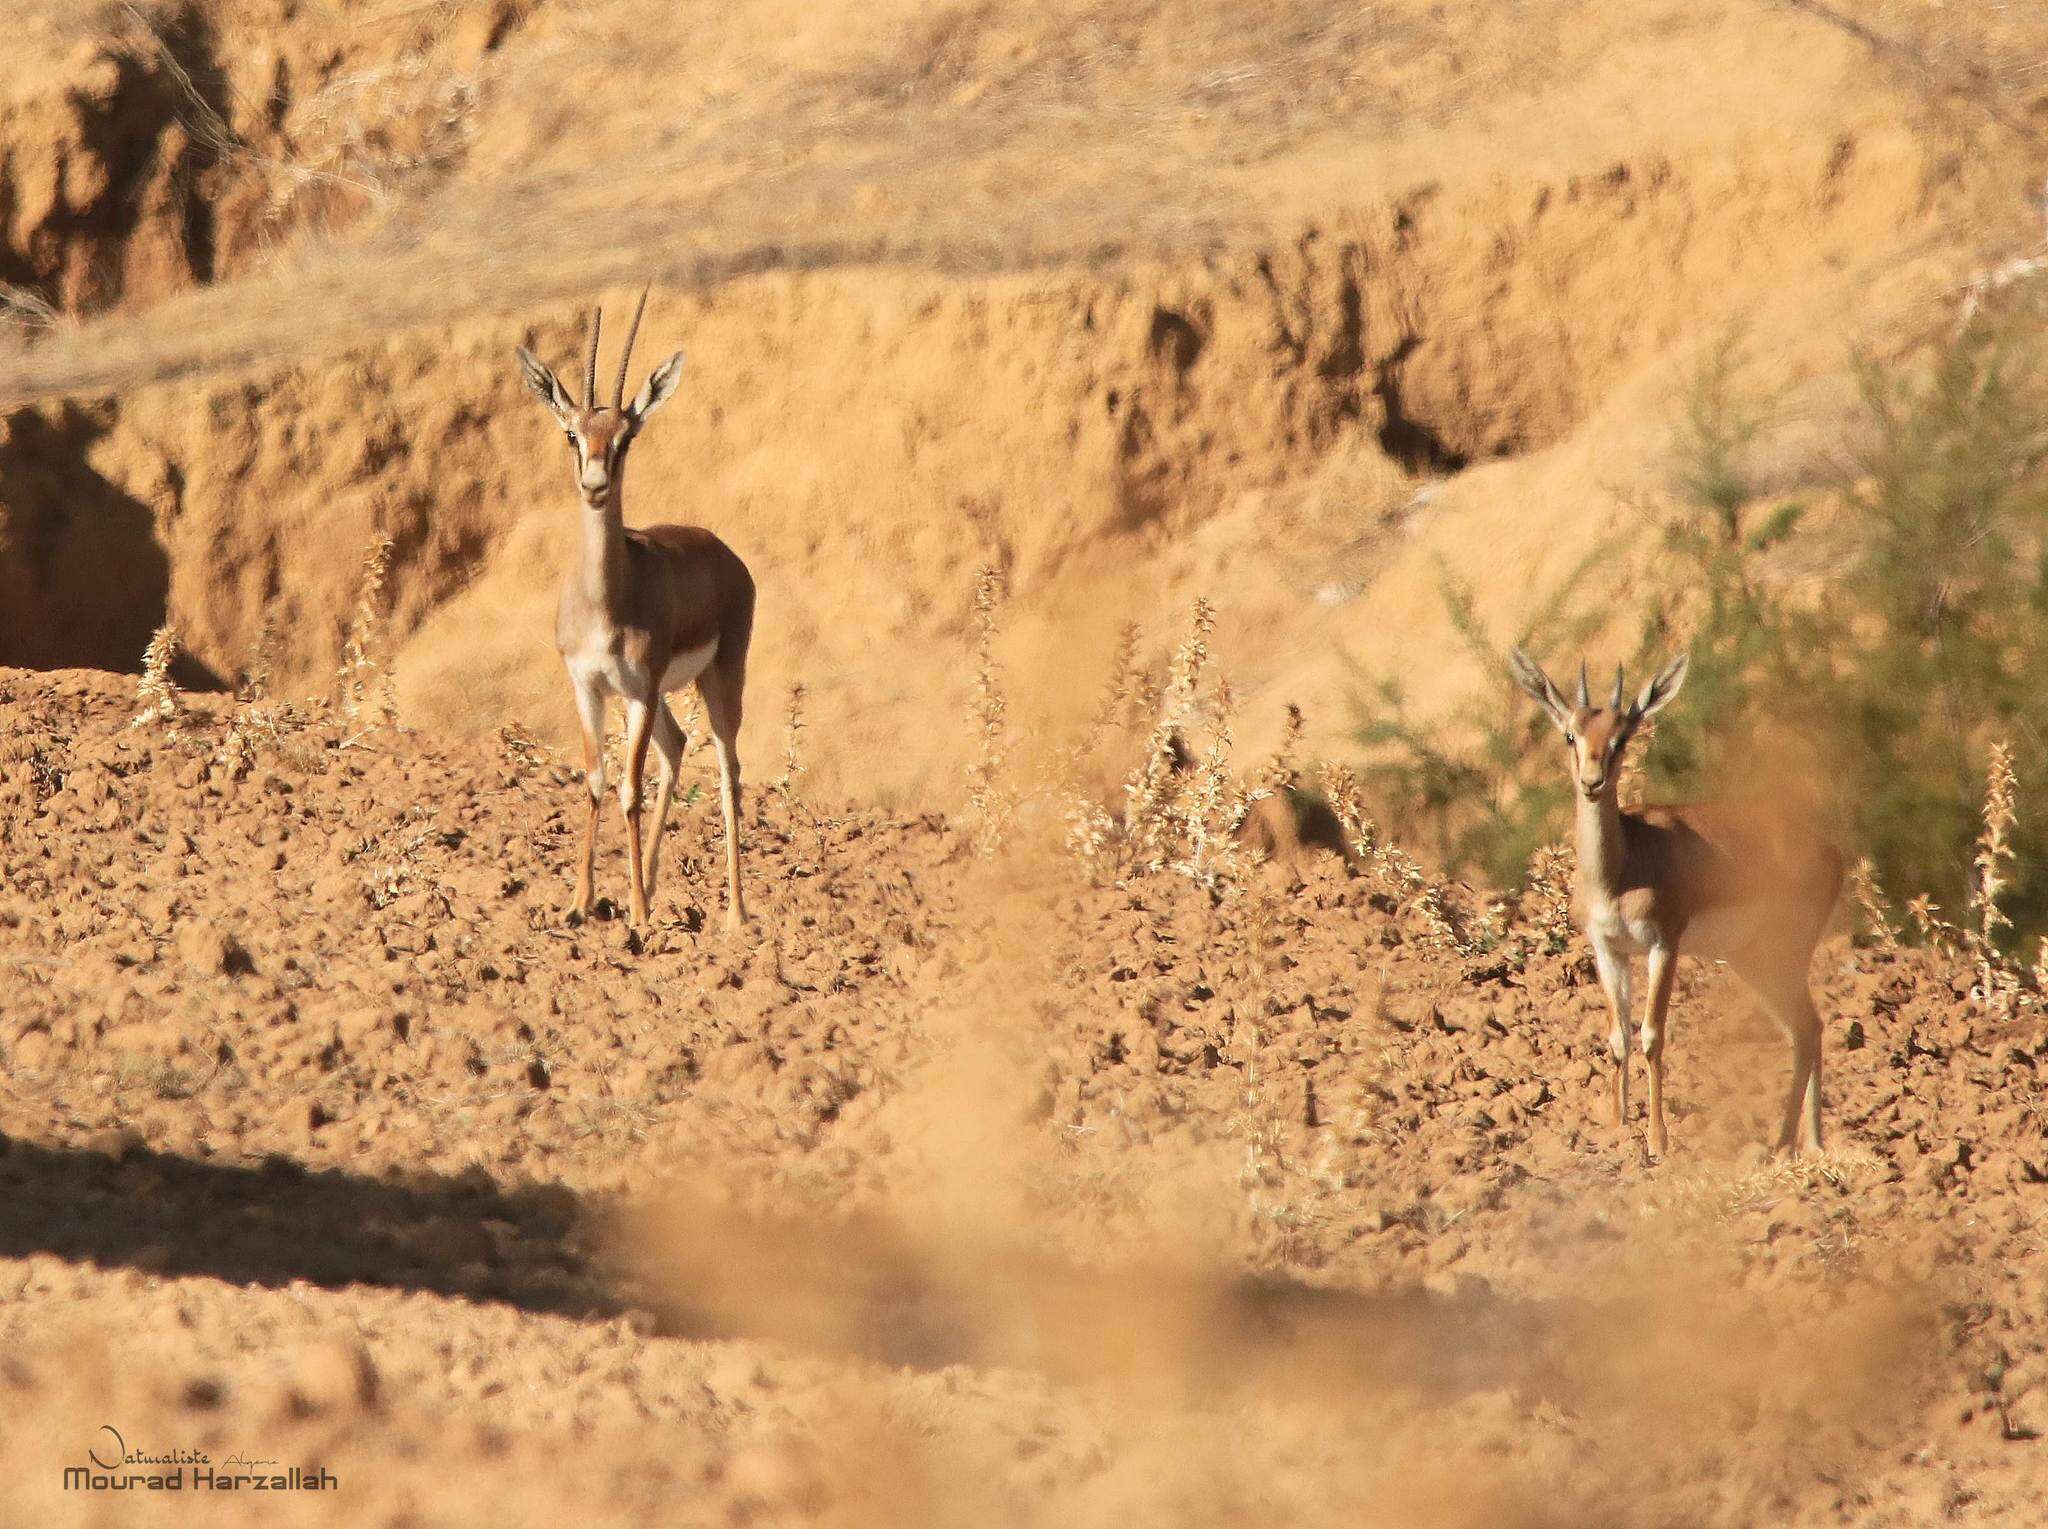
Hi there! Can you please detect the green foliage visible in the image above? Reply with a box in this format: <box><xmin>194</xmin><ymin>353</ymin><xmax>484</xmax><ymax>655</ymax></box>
<box><xmin>1353</xmin><ymin>293</ymin><xmax>2048</xmax><ymax>940</ymax></box>
<box><xmin>1349</xmin><ymin>543</ymin><xmax>1615</xmax><ymax>889</ymax></box>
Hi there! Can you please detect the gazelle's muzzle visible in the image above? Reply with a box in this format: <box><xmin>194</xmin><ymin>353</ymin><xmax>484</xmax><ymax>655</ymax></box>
<box><xmin>579</xmin><ymin>463</ymin><xmax>611</xmax><ymax>500</ymax></box>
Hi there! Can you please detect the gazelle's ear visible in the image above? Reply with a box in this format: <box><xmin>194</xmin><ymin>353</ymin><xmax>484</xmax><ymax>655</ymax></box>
<box><xmin>516</xmin><ymin>347</ymin><xmax>573</xmax><ymax>422</ymax></box>
<box><xmin>627</xmin><ymin>350</ymin><xmax>686</xmax><ymax>426</ymax></box>
<box><xmin>1508</xmin><ymin>647</ymin><xmax>1573</xmax><ymax>732</ymax></box>
<box><xmin>1633</xmin><ymin>652</ymin><xmax>1690</xmax><ymax>719</ymax></box>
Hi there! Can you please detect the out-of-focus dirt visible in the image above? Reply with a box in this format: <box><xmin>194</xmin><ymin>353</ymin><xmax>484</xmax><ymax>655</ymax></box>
<box><xmin>1</xmin><ymin>667</ymin><xmax>2043</xmax><ymax>1525</ymax></box>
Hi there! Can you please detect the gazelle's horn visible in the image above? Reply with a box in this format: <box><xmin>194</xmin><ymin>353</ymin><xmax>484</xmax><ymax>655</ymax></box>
<box><xmin>1576</xmin><ymin>660</ymin><xmax>1590</xmax><ymax>709</ymax></box>
<box><xmin>1612</xmin><ymin>664</ymin><xmax>1625</xmax><ymax>711</ymax></box>
<box><xmin>582</xmin><ymin>306</ymin><xmax>602</xmax><ymax>408</ymax></box>
<box><xmin>613</xmin><ymin>284</ymin><xmax>651</xmax><ymax>410</ymax></box>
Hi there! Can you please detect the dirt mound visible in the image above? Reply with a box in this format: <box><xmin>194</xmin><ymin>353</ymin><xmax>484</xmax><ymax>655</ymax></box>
<box><xmin>0</xmin><ymin>666</ymin><xmax>2043</xmax><ymax>1524</ymax></box>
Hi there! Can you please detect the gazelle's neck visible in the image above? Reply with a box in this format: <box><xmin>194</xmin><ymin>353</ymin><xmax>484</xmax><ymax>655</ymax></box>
<box><xmin>575</xmin><ymin>490</ymin><xmax>629</xmax><ymax>615</ymax></box>
<box><xmin>1574</xmin><ymin>781</ymin><xmax>1627</xmax><ymax>897</ymax></box>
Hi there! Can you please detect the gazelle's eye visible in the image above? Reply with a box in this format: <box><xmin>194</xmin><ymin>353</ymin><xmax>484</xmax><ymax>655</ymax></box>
<box><xmin>1563</xmin><ymin>733</ymin><xmax>1576</xmax><ymax>746</ymax></box>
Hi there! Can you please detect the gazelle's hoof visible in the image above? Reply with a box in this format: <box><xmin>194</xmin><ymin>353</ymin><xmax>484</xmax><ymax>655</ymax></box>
<box><xmin>1648</xmin><ymin>1127</ymin><xmax>1669</xmax><ymax>1158</ymax></box>
<box><xmin>561</xmin><ymin>901</ymin><xmax>592</xmax><ymax>927</ymax></box>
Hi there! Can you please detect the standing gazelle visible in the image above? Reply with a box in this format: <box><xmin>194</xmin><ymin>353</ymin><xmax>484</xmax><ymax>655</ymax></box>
<box><xmin>516</xmin><ymin>288</ymin><xmax>755</xmax><ymax>930</ymax></box>
<box><xmin>1510</xmin><ymin>651</ymin><xmax>1843</xmax><ymax>1156</ymax></box>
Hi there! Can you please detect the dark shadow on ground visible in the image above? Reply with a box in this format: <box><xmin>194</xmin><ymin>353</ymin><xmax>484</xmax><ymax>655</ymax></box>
<box><xmin>0</xmin><ymin>1133</ymin><xmax>615</xmax><ymax>1319</ymax></box>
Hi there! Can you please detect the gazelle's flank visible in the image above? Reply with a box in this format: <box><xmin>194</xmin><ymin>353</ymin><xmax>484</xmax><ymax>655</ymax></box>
<box><xmin>516</xmin><ymin>288</ymin><xmax>755</xmax><ymax>930</ymax></box>
<box><xmin>1510</xmin><ymin>651</ymin><xmax>1842</xmax><ymax>1156</ymax></box>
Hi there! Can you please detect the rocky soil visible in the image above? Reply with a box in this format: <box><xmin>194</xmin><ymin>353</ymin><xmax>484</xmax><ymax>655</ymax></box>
<box><xmin>0</xmin><ymin>667</ymin><xmax>2043</xmax><ymax>1525</ymax></box>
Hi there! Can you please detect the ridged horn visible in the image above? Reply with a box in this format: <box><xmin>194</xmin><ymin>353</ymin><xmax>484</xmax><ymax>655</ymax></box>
<box><xmin>613</xmin><ymin>284</ymin><xmax>650</xmax><ymax>410</ymax></box>
<box><xmin>582</xmin><ymin>306</ymin><xmax>602</xmax><ymax>408</ymax></box>
<box><xmin>1611</xmin><ymin>664</ymin><xmax>1625</xmax><ymax>711</ymax></box>
<box><xmin>1575</xmin><ymin>660</ymin><xmax>1590</xmax><ymax>709</ymax></box>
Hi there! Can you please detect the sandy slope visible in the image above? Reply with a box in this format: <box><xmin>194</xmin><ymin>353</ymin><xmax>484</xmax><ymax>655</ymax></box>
<box><xmin>0</xmin><ymin>2</ymin><xmax>2042</xmax><ymax>805</ymax></box>
<box><xmin>0</xmin><ymin>667</ymin><xmax>2043</xmax><ymax>1525</ymax></box>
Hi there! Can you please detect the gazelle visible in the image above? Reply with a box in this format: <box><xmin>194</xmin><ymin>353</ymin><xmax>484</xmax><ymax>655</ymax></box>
<box><xmin>1509</xmin><ymin>651</ymin><xmax>1843</xmax><ymax>1156</ymax></box>
<box><xmin>516</xmin><ymin>288</ymin><xmax>755</xmax><ymax>930</ymax></box>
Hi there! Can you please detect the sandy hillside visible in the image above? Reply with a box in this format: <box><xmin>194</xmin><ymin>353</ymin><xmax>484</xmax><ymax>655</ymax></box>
<box><xmin>0</xmin><ymin>1</ymin><xmax>2042</xmax><ymax>802</ymax></box>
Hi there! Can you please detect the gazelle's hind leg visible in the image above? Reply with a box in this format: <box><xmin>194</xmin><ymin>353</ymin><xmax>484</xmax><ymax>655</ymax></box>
<box><xmin>1738</xmin><ymin>958</ymin><xmax>1825</xmax><ymax>1156</ymax></box>
<box><xmin>567</xmin><ymin>679</ymin><xmax>607</xmax><ymax>919</ymax></box>
<box><xmin>697</xmin><ymin>664</ymin><xmax>747</xmax><ymax>929</ymax></box>
<box><xmin>640</xmin><ymin>699</ymin><xmax>686</xmax><ymax>900</ymax></box>
<box><xmin>1591</xmin><ymin>936</ymin><xmax>1634</xmax><ymax>1135</ymax></box>
<box><xmin>1640</xmin><ymin>942</ymin><xmax>1679</xmax><ymax>1157</ymax></box>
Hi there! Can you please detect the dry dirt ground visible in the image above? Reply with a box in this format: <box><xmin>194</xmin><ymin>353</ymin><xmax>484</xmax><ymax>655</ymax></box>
<box><xmin>0</xmin><ymin>667</ymin><xmax>2044</xmax><ymax>1525</ymax></box>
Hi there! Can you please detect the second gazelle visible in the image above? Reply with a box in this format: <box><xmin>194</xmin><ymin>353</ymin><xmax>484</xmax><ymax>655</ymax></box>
<box><xmin>516</xmin><ymin>288</ymin><xmax>756</xmax><ymax>930</ymax></box>
<box><xmin>1510</xmin><ymin>651</ymin><xmax>1842</xmax><ymax>1156</ymax></box>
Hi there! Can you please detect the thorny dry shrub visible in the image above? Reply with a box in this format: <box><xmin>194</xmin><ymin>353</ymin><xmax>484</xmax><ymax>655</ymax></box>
<box><xmin>1318</xmin><ymin>761</ymin><xmax>1499</xmax><ymax>959</ymax></box>
<box><xmin>1062</xmin><ymin>598</ymin><xmax>1294</xmax><ymax>893</ymax></box>
<box><xmin>1520</xmin><ymin>841</ymin><xmax>1576</xmax><ymax>958</ymax></box>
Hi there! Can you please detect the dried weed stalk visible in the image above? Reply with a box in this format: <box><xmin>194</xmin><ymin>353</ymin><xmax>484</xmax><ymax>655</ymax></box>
<box><xmin>1849</xmin><ymin>856</ymin><xmax>1901</xmax><ymax>951</ymax></box>
<box><xmin>132</xmin><ymin>626</ymin><xmax>182</xmax><ymax>730</ymax></box>
<box><xmin>1124</xmin><ymin>596</ymin><xmax>1216</xmax><ymax>872</ymax></box>
<box><xmin>337</xmin><ymin>535</ymin><xmax>397</xmax><ymax>727</ymax></box>
<box><xmin>965</xmin><ymin>565</ymin><xmax>1014</xmax><ymax>856</ymax></box>
<box><xmin>776</xmin><ymin>681</ymin><xmax>808</xmax><ymax>796</ymax></box>
<box><xmin>1970</xmin><ymin>741</ymin><xmax>2022</xmax><ymax>1014</ymax></box>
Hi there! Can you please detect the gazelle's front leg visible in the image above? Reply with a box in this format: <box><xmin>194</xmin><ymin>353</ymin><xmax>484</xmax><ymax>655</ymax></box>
<box><xmin>567</xmin><ymin>680</ymin><xmax>607</xmax><ymax>919</ymax></box>
<box><xmin>1640</xmin><ymin>942</ymin><xmax>1679</xmax><ymax>1157</ymax></box>
<box><xmin>1590</xmin><ymin>935</ymin><xmax>1634</xmax><ymax>1134</ymax></box>
<box><xmin>619</xmin><ymin>697</ymin><xmax>656</xmax><ymax>928</ymax></box>
<box><xmin>640</xmin><ymin>700</ymin><xmax>685</xmax><ymax>899</ymax></box>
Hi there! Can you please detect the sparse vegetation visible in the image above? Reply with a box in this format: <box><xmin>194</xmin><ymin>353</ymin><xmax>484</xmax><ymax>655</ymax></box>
<box><xmin>1347</xmin><ymin>551</ymin><xmax>1615</xmax><ymax>890</ymax></box>
<box><xmin>1350</xmin><ymin>293</ymin><xmax>2048</xmax><ymax>956</ymax></box>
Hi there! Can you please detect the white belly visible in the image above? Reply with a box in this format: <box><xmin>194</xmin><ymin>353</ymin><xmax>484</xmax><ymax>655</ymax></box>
<box><xmin>564</xmin><ymin>638</ymin><xmax>717</xmax><ymax>701</ymax></box>
<box><xmin>660</xmin><ymin>638</ymin><xmax>719</xmax><ymax>694</ymax></box>
<box><xmin>564</xmin><ymin>645</ymin><xmax>645</xmax><ymax>698</ymax></box>
<box><xmin>1586</xmin><ymin>898</ymin><xmax>1656</xmax><ymax>955</ymax></box>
